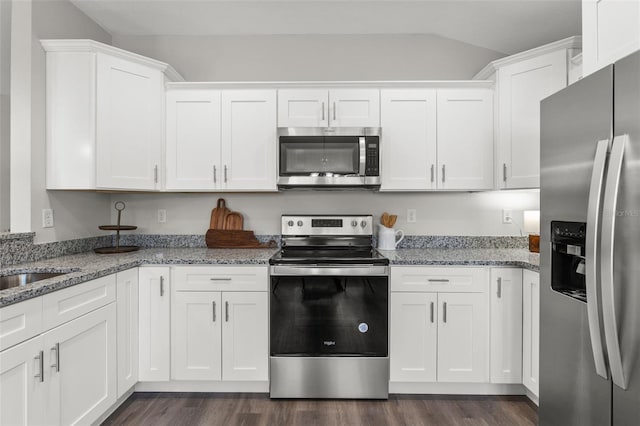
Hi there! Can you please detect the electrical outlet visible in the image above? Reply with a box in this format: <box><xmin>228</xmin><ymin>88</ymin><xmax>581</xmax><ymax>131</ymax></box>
<box><xmin>158</xmin><ymin>209</ymin><xmax>167</xmax><ymax>223</ymax></box>
<box><xmin>407</xmin><ymin>209</ymin><xmax>417</xmax><ymax>223</ymax></box>
<box><xmin>42</xmin><ymin>209</ymin><xmax>54</xmax><ymax>228</ymax></box>
<box><xmin>503</xmin><ymin>209</ymin><xmax>513</xmax><ymax>224</ymax></box>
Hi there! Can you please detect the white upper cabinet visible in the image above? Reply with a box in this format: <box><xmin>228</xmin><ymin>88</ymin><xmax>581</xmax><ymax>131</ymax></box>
<box><xmin>380</xmin><ymin>89</ymin><xmax>438</xmax><ymax>191</ymax></box>
<box><xmin>165</xmin><ymin>90</ymin><xmax>222</xmax><ymax>191</ymax></box>
<box><xmin>380</xmin><ymin>87</ymin><xmax>492</xmax><ymax>191</ymax></box>
<box><xmin>583</xmin><ymin>0</ymin><xmax>640</xmax><ymax>76</ymax></box>
<box><xmin>437</xmin><ymin>88</ymin><xmax>494</xmax><ymax>190</ymax></box>
<box><xmin>475</xmin><ymin>37</ymin><xmax>580</xmax><ymax>190</ymax></box>
<box><xmin>221</xmin><ymin>90</ymin><xmax>277</xmax><ymax>191</ymax></box>
<box><xmin>42</xmin><ymin>40</ymin><xmax>183</xmax><ymax>191</ymax></box>
<box><xmin>278</xmin><ymin>88</ymin><xmax>380</xmax><ymax>127</ymax></box>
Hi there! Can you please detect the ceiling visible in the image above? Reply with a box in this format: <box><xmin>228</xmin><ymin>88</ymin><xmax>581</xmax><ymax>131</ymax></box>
<box><xmin>69</xmin><ymin>0</ymin><xmax>582</xmax><ymax>55</ymax></box>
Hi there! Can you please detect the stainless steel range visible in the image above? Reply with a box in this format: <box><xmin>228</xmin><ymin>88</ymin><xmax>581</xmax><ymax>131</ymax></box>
<box><xmin>269</xmin><ymin>215</ymin><xmax>390</xmax><ymax>399</ymax></box>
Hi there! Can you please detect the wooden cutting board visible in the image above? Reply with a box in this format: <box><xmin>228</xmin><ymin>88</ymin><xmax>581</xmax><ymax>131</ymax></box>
<box><xmin>205</xmin><ymin>230</ymin><xmax>276</xmax><ymax>248</ymax></box>
<box><xmin>223</xmin><ymin>212</ymin><xmax>244</xmax><ymax>230</ymax></box>
<box><xmin>209</xmin><ymin>198</ymin><xmax>231</xmax><ymax>230</ymax></box>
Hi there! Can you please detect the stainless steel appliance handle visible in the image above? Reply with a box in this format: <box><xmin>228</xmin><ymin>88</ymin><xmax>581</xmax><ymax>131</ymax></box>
<box><xmin>497</xmin><ymin>277</ymin><xmax>502</xmax><ymax>298</ymax></box>
<box><xmin>225</xmin><ymin>301</ymin><xmax>229</xmax><ymax>322</ymax></box>
<box><xmin>160</xmin><ymin>276</ymin><xmax>165</xmax><ymax>297</ymax></box>
<box><xmin>51</xmin><ymin>342</ymin><xmax>60</xmax><ymax>372</ymax></box>
<box><xmin>34</xmin><ymin>351</ymin><xmax>44</xmax><ymax>382</ymax></box>
<box><xmin>430</xmin><ymin>302</ymin><xmax>434</xmax><ymax>323</ymax></box>
<box><xmin>359</xmin><ymin>137</ymin><xmax>366</xmax><ymax>176</ymax></box>
<box><xmin>601</xmin><ymin>134</ymin><xmax>629</xmax><ymax>389</ymax></box>
<box><xmin>270</xmin><ymin>265</ymin><xmax>388</xmax><ymax>277</ymax></box>
<box><xmin>212</xmin><ymin>301</ymin><xmax>216</xmax><ymax>322</ymax></box>
<box><xmin>586</xmin><ymin>139</ymin><xmax>610</xmax><ymax>379</ymax></box>
<box><xmin>443</xmin><ymin>302</ymin><xmax>447</xmax><ymax>323</ymax></box>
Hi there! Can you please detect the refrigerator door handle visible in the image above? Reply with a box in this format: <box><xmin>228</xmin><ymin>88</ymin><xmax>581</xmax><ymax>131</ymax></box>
<box><xmin>586</xmin><ymin>139</ymin><xmax>610</xmax><ymax>379</ymax></box>
<box><xmin>601</xmin><ymin>134</ymin><xmax>629</xmax><ymax>390</ymax></box>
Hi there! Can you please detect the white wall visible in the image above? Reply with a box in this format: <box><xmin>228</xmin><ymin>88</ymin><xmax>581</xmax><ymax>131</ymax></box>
<box><xmin>110</xmin><ymin>190</ymin><xmax>539</xmax><ymax>237</ymax></box>
<box><xmin>112</xmin><ymin>34</ymin><xmax>505</xmax><ymax>81</ymax></box>
<box><xmin>8</xmin><ymin>0</ymin><xmax>113</xmax><ymax>242</ymax></box>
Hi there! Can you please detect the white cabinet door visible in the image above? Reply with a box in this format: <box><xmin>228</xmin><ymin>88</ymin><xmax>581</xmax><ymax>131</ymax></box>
<box><xmin>380</xmin><ymin>89</ymin><xmax>437</xmax><ymax>191</ymax></box>
<box><xmin>489</xmin><ymin>268</ymin><xmax>523</xmax><ymax>384</ymax></box>
<box><xmin>221</xmin><ymin>292</ymin><xmax>268</xmax><ymax>381</ymax></box>
<box><xmin>498</xmin><ymin>50</ymin><xmax>567</xmax><ymax>189</ymax></box>
<box><xmin>437</xmin><ymin>292</ymin><xmax>488</xmax><ymax>382</ymax></box>
<box><xmin>583</xmin><ymin>0</ymin><xmax>640</xmax><ymax>76</ymax></box>
<box><xmin>0</xmin><ymin>336</ymin><xmax>46</xmax><ymax>426</ymax></box>
<box><xmin>330</xmin><ymin>89</ymin><xmax>380</xmax><ymax>127</ymax></box>
<box><xmin>277</xmin><ymin>89</ymin><xmax>329</xmax><ymax>127</ymax></box>
<box><xmin>522</xmin><ymin>269</ymin><xmax>540</xmax><ymax>396</ymax></box>
<box><xmin>172</xmin><ymin>291</ymin><xmax>222</xmax><ymax>381</ymax></box>
<box><xmin>390</xmin><ymin>292</ymin><xmax>438</xmax><ymax>382</ymax></box>
<box><xmin>166</xmin><ymin>90</ymin><xmax>222</xmax><ymax>190</ymax></box>
<box><xmin>116</xmin><ymin>268</ymin><xmax>139</xmax><ymax>397</ymax></box>
<box><xmin>43</xmin><ymin>304</ymin><xmax>117</xmax><ymax>426</ymax></box>
<box><xmin>221</xmin><ymin>90</ymin><xmax>277</xmax><ymax>191</ymax></box>
<box><xmin>138</xmin><ymin>267</ymin><xmax>171</xmax><ymax>382</ymax></box>
<box><xmin>437</xmin><ymin>88</ymin><xmax>494</xmax><ymax>190</ymax></box>
<box><xmin>96</xmin><ymin>53</ymin><xmax>163</xmax><ymax>190</ymax></box>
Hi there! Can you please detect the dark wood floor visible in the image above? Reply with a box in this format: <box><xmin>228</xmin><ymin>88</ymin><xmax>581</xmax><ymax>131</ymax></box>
<box><xmin>103</xmin><ymin>393</ymin><xmax>537</xmax><ymax>426</ymax></box>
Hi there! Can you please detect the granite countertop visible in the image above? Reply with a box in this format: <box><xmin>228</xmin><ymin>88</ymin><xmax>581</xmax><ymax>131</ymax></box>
<box><xmin>0</xmin><ymin>247</ymin><xmax>539</xmax><ymax>308</ymax></box>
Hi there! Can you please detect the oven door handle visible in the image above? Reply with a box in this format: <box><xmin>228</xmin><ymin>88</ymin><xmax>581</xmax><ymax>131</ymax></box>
<box><xmin>270</xmin><ymin>265</ymin><xmax>388</xmax><ymax>277</ymax></box>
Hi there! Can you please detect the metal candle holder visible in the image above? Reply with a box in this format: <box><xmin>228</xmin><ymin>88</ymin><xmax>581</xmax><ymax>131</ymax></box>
<box><xmin>94</xmin><ymin>201</ymin><xmax>139</xmax><ymax>254</ymax></box>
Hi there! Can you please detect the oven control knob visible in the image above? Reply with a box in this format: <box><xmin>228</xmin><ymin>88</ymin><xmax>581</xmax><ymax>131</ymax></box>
<box><xmin>297</xmin><ymin>220</ymin><xmax>303</xmax><ymax>227</ymax></box>
<box><xmin>360</xmin><ymin>220</ymin><xmax>367</xmax><ymax>228</ymax></box>
<box><xmin>287</xmin><ymin>220</ymin><xmax>294</xmax><ymax>227</ymax></box>
<box><xmin>351</xmin><ymin>220</ymin><xmax>358</xmax><ymax>227</ymax></box>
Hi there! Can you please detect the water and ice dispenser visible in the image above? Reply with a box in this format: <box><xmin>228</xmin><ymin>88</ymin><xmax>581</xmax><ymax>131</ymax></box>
<box><xmin>551</xmin><ymin>221</ymin><xmax>587</xmax><ymax>302</ymax></box>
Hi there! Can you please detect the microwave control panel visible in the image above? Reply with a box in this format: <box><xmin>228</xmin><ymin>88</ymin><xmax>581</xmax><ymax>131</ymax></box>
<box><xmin>365</xmin><ymin>138</ymin><xmax>379</xmax><ymax>176</ymax></box>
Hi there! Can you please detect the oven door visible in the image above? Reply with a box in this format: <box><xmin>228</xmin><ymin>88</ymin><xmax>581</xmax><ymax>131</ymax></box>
<box><xmin>270</xmin><ymin>268</ymin><xmax>388</xmax><ymax>357</ymax></box>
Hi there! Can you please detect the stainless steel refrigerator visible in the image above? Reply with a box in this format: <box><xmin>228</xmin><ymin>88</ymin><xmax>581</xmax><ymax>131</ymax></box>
<box><xmin>539</xmin><ymin>50</ymin><xmax>640</xmax><ymax>425</ymax></box>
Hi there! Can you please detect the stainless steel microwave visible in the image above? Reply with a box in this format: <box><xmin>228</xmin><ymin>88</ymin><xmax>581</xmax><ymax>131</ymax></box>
<box><xmin>277</xmin><ymin>127</ymin><xmax>381</xmax><ymax>190</ymax></box>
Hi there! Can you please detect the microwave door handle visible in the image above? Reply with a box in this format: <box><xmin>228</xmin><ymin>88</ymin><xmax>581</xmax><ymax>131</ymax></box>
<box><xmin>359</xmin><ymin>137</ymin><xmax>366</xmax><ymax>176</ymax></box>
<box><xmin>586</xmin><ymin>139</ymin><xmax>610</xmax><ymax>379</ymax></box>
<box><xmin>601</xmin><ymin>134</ymin><xmax>629</xmax><ymax>390</ymax></box>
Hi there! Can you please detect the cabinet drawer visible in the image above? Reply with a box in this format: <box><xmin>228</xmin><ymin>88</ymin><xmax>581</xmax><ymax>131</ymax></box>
<box><xmin>172</xmin><ymin>266</ymin><xmax>268</xmax><ymax>292</ymax></box>
<box><xmin>0</xmin><ymin>297</ymin><xmax>43</xmax><ymax>351</ymax></box>
<box><xmin>42</xmin><ymin>274</ymin><xmax>116</xmax><ymax>331</ymax></box>
<box><xmin>391</xmin><ymin>266</ymin><xmax>488</xmax><ymax>293</ymax></box>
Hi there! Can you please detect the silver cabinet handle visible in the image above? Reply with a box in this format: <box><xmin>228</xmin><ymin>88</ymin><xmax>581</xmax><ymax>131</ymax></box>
<box><xmin>51</xmin><ymin>342</ymin><xmax>60</xmax><ymax>372</ymax></box>
<box><xmin>224</xmin><ymin>165</ymin><xmax>228</xmax><ymax>183</ymax></box>
<box><xmin>430</xmin><ymin>302</ymin><xmax>434</xmax><ymax>323</ymax></box>
<box><xmin>443</xmin><ymin>302</ymin><xmax>447</xmax><ymax>323</ymax></box>
<box><xmin>497</xmin><ymin>277</ymin><xmax>502</xmax><ymax>298</ymax></box>
<box><xmin>333</xmin><ymin>102</ymin><xmax>336</xmax><ymax>121</ymax></box>
<box><xmin>428</xmin><ymin>278</ymin><xmax>449</xmax><ymax>283</ymax></box>
<box><xmin>210</xmin><ymin>277</ymin><xmax>232</xmax><ymax>281</ymax></box>
<box><xmin>212</xmin><ymin>301</ymin><xmax>216</xmax><ymax>322</ymax></box>
<box><xmin>503</xmin><ymin>163</ymin><xmax>507</xmax><ymax>183</ymax></box>
<box><xmin>442</xmin><ymin>164</ymin><xmax>446</xmax><ymax>183</ymax></box>
<box><xmin>34</xmin><ymin>351</ymin><xmax>44</xmax><ymax>382</ymax></box>
<box><xmin>225</xmin><ymin>301</ymin><xmax>229</xmax><ymax>322</ymax></box>
<box><xmin>430</xmin><ymin>164</ymin><xmax>435</xmax><ymax>183</ymax></box>
<box><xmin>321</xmin><ymin>102</ymin><xmax>325</xmax><ymax>121</ymax></box>
<box><xmin>586</xmin><ymin>139</ymin><xmax>610</xmax><ymax>379</ymax></box>
<box><xmin>154</xmin><ymin>165</ymin><xmax>158</xmax><ymax>183</ymax></box>
<box><xmin>213</xmin><ymin>165</ymin><xmax>217</xmax><ymax>183</ymax></box>
<box><xmin>160</xmin><ymin>276</ymin><xmax>165</xmax><ymax>297</ymax></box>
<box><xmin>601</xmin><ymin>134</ymin><xmax>629</xmax><ymax>389</ymax></box>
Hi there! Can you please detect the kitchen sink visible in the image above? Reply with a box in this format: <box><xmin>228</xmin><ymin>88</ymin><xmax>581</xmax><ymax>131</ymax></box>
<box><xmin>0</xmin><ymin>272</ymin><xmax>68</xmax><ymax>291</ymax></box>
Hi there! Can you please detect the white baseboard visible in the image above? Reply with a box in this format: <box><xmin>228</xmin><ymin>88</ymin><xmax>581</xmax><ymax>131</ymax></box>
<box><xmin>389</xmin><ymin>382</ymin><xmax>527</xmax><ymax>396</ymax></box>
<box><xmin>135</xmin><ymin>380</ymin><xmax>269</xmax><ymax>393</ymax></box>
<box><xmin>524</xmin><ymin>387</ymin><xmax>539</xmax><ymax>406</ymax></box>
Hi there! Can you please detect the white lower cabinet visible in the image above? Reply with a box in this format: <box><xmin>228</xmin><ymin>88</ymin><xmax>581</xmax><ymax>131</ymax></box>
<box><xmin>171</xmin><ymin>266</ymin><xmax>269</xmax><ymax>382</ymax></box>
<box><xmin>116</xmin><ymin>268</ymin><xmax>139</xmax><ymax>397</ymax></box>
<box><xmin>522</xmin><ymin>269</ymin><xmax>540</xmax><ymax>397</ymax></box>
<box><xmin>138</xmin><ymin>267</ymin><xmax>171</xmax><ymax>382</ymax></box>
<box><xmin>390</xmin><ymin>266</ymin><xmax>489</xmax><ymax>383</ymax></box>
<box><xmin>489</xmin><ymin>268</ymin><xmax>523</xmax><ymax>384</ymax></box>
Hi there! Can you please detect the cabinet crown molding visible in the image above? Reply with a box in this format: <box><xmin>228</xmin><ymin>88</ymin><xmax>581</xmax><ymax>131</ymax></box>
<box><xmin>167</xmin><ymin>80</ymin><xmax>494</xmax><ymax>91</ymax></box>
<box><xmin>473</xmin><ymin>36</ymin><xmax>582</xmax><ymax>80</ymax></box>
<box><xmin>40</xmin><ymin>39</ymin><xmax>184</xmax><ymax>82</ymax></box>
